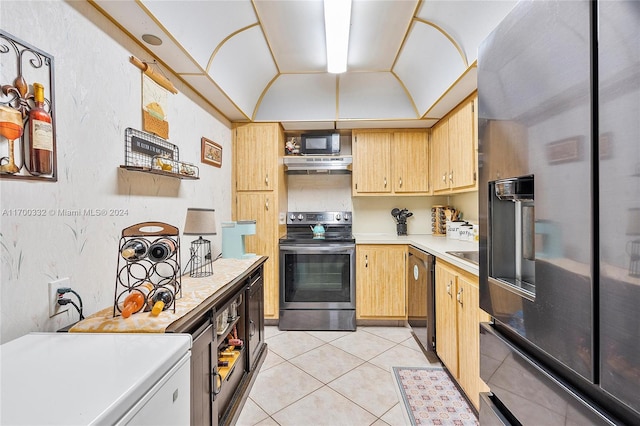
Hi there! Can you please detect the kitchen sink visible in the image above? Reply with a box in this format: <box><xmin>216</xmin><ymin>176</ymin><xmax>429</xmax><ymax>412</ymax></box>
<box><xmin>446</xmin><ymin>251</ymin><xmax>479</xmax><ymax>265</ymax></box>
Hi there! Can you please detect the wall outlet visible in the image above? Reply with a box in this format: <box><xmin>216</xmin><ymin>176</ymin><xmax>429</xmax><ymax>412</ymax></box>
<box><xmin>48</xmin><ymin>278</ymin><xmax>70</xmax><ymax>318</ymax></box>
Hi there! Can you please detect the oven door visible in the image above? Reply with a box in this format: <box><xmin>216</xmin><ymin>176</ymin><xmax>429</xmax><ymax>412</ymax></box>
<box><xmin>279</xmin><ymin>243</ymin><xmax>355</xmax><ymax>310</ymax></box>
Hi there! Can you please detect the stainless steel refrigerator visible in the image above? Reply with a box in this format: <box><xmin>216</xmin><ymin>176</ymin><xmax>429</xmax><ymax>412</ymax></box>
<box><xmin>478</xmin><ymin>0</ymin><xmax>640</xmax><ymax>424</ymax></box>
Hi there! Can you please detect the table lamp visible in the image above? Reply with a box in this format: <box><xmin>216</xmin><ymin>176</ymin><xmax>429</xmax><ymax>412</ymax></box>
<box><xmin>184</xmin><ymin>208</ymin><xmax>217</xmax><ymax>277</ymax></box>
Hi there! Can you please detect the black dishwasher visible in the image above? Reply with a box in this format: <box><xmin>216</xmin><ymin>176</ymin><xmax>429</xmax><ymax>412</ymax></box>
<box><xmin>408</xmin><ymin>246</ymin><xmax>436</xmax><ymax>357</ymax></box>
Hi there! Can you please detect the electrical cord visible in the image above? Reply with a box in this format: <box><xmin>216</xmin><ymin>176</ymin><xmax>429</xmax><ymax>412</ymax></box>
<box><xmin>57</xmin><ymin>287</ymin><xmax>85</xmax><ymax>320</ymax></box>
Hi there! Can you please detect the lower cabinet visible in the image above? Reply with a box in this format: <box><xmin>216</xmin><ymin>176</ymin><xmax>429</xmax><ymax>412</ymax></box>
<box><xmin>435</xmin><ymin>260</ymin><xmax>489</xmax><ymax>409</ymax></box>
<box><xmin>190</xmin><ymin>320</ymin><xmax>218</xmax><ymax>426</ymax></box>
<box><xmin>184</xmin><ymin>264</ymin><xmax>266</xmax><ymax>425</ymax></box>
<box><xmin>247</xmin><ymin>271</ymin><xmax>265</xmax><ymax>371</ymax></box>
<box><xmin>356</xmin><ymin>244</ymin><xmax>407</xmax><ymax>320</ymax></box>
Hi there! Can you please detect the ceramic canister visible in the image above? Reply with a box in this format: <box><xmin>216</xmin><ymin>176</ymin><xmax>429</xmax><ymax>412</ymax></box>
<box><xmin>446</xmin><ymin>220</ymin><xmax>465</xmax><ymax>239</ymax></box>
<box><xmin>459</xmin><ymin>224</ymin><xmax>474</xmax><ymax>241</ymax></box>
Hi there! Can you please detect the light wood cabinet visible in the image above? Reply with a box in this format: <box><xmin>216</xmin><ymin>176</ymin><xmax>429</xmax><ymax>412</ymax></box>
<box><xmin>234</xmin><ymin>192</ymin><xmax>279</xmax><ymax>318</ymax></box>
<box><xmin>233</xmin><ymin>123</ymin><xmax>287</xmax><ymax>320</ymax></box>
<box><xmin>356</xmin><ymin>244</ymin><xmax>407</xmax><ymax>319</ymax></box>
<box><xmin>352</xmin><ymin>130</ymin><xmax>429</xmax><ymax>196</ymax></box>
<box><xmin>234</xmin><ymin>123</ymin><xmax>280</xmax><ymax>191</ymax></box>
<box><xmin>392</xmin><ymin>131</ymin><xmax>430</xmax><ymax>193</ymax></box>
<box><xmin>431</xmin><ymin>118</ymin><xmax>450</xmax><ymax>193</ymax></box>
<box><xmin>435</xmin><ymin>260</ymin><xmax>489</xmax><ymax>409</ymax></box>
<box><xmin>432</xmin><ymin>94</ymin><xmax>477</xmax><ymax>194</ymax></box>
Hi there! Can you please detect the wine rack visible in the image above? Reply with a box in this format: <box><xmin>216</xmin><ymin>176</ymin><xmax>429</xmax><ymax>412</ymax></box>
<box><xmin>214</xmin><ymin>292</ymin><xmax>246</xmax><ymax>415</ymax></box>
<box><xmin>113</xmin><ymin>221</ymin><xmax>182</xmax><ymax>317</ymax></box>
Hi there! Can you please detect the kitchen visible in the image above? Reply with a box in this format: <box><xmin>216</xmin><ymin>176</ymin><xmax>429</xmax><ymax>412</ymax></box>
<box><xmin>1</xmin><ymin>1</ymin><xmax>639</xmax><ymax>425</ymax></box>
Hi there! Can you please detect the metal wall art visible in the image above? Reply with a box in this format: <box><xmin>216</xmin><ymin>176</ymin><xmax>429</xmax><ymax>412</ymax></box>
<box><xmin>0</xmin><ymin>30</ymin><xmax>57</xmax><ymax>181</ymax></box>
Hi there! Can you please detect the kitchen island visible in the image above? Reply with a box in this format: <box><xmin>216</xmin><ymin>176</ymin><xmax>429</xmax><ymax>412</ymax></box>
<box><xmin>70</xmin><ymin>256</ymin><xmax>268</xmax><ymax>426</ymax></box>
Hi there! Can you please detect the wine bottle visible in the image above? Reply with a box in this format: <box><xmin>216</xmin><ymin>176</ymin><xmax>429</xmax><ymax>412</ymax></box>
<box><xmin>120</xmin><ymin>239</ymin><xmax>150</xmax><ymax>261</ymax></box>
<box><xmin>121</xmin><ymin>282</ymin><xmax>153</xmax><ymax>318</ymax></box>
<box><xmin>148</xmin><ymin>238</ymin><xmax>176</xmax><ymax>262</ymax></box>
<box><xmin>149</xmin><ymin>288</ymin><xmax>174</xmax><ymax>316</ymax></box>
<box><xmin>28</xmin><ymin>82</ymin><xmax>53</xmax><ymax>175</ymax></box>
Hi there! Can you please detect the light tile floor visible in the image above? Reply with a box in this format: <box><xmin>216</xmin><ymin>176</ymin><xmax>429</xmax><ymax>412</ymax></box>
<box><xmin>236</xmin><ymin>326</ymin><xmax>442</xmax><ymax>426</ymax></box>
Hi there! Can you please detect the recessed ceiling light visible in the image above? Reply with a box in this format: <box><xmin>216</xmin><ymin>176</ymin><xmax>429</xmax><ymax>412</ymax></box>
<box><xmin>142</xmin><ymin>34</ymin><xmax>163</xmax><ymax>46</ymax></box>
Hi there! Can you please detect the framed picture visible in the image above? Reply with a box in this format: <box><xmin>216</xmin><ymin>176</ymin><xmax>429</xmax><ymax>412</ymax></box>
<box><xmin>201</xmin><ymin>137</ymin><xmax>222</xmax><ymax>168</ymax></box>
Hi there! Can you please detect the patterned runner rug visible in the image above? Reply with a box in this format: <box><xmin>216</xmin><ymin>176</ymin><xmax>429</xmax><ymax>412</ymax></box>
<box><xmin>392</xmin><ymin>366</ymin><xmax>479</xmax><ymax>425</ymax></box>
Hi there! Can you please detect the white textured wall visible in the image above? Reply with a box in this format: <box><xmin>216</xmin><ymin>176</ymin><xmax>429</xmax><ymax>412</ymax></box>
<box><xmin>352</xmin><ymin>193</ymin><xmax>478</xmax><ymax>235</ymax></box>
<box><xmin>0</xmin><ymin>1</ymin><xmax>232</xmax><ymax>343</ymax></box>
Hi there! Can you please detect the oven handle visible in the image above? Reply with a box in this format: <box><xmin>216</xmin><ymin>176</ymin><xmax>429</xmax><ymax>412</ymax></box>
<box><xmin>280</xmin><ymin>244</ymin><xmax>355</xmax><ymax>253</ymax></box>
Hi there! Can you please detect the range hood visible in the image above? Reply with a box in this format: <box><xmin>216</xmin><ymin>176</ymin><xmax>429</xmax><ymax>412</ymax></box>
<box><xmin>284</xmin><ymin>156</ymin><xmax>352</xmax><ymax>175</ymax></box>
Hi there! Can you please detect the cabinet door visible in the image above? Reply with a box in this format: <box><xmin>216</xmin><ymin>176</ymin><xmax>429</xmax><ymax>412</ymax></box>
<box><xmin>191</xmin><ymin>323</ymin><xmax>217</xmax><ymax>426</ymax></box>
<box><xmin>356</xmin><ymin>245</ymin><xmax>406</xmax><ymax>319</ymax></box>
<box><xmin>448</xmin><ymin>98</ymin><xmax>476</xmax><ymax>191</ymax></box>
<box><xmin>457</xmin><ymin>274</ymin><xmax>481</xmax><ymax>409</ymax></box>
<box><xmin>235</xmin><ymin>192</ymin><xmax>279</xmax><ymax>319</ymax></box>
<box><xmin>352</xmin><ymin>132</ymin><xmax>391</xmax><ymax>194</ymax></box>
<box><xmin>431</xmin><ymin>119</ymin><xmax>450</xmax><ymax>193</ymax></box>
<box><xmin>393</xmin><ymin>131</ymin><xmax>429</xmax><ymax>193</ymax></box>
<box><xmin>234</xmin><ymin>123</ymin><xmax>279</xmax><ymax>191</ymax></box>
<box><xmin>435</xmin><ymin>262</ymin><xmax>458</xmax><ymax>376</ymax></box>
<box><xmin>247</xmin><ymin>274</ymin><xmax>264</xmax><ymax>371</ymax></box>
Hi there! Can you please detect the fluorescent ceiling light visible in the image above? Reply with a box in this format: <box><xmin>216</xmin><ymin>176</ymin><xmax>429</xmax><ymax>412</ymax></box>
<box><xmin>324</xmin><ymin>0</ymin><xmax>352</xmax><ymax>74</ymax></box>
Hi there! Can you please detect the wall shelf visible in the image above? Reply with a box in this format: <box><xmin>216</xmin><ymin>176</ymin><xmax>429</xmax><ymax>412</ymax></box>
<box><xmin>119</xmin><ymin>165</ymin><xmax>199</xmax><ymax>180</ymax></box>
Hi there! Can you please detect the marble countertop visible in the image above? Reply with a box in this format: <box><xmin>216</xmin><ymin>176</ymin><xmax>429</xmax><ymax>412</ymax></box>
<box><xmin>354</xmin><ymin>233</ymin><xmax>479</xmax><ymax>275</ymax></box>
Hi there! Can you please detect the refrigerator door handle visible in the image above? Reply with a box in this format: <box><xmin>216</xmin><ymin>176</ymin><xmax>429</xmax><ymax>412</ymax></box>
<box><xmin>522</xmin><ymin>205</ymin><xmax>535</xmax><ymax>261</ymax></box>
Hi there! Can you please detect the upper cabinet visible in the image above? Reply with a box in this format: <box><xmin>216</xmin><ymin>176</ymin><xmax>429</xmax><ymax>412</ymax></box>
<box><xmin>234</xmin><ymin>123</ymin><xmax>281</xmax><ymax>192</ymax></box>
<box><xmin>352</xmin><ymin>129</ymin><xmax>429</xmax><ymax>196</ymax></box>
<box><xmin>432</xmin><ymin>94</ymin><xmax>478</xmax><ymax>194</ymax></box>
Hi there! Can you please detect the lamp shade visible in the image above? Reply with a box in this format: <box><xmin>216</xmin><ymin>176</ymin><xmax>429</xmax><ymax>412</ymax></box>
<box><xmin>184</xmin><ymin>208</ymin><xmax>217</xmax><ymax>235</ymax></box>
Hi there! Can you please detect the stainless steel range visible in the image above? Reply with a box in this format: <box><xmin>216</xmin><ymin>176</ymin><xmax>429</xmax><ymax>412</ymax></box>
<box><xmin>278</xmin><ymin>211</ymin><xmax>356</xmax><ymax>331</ymax></box>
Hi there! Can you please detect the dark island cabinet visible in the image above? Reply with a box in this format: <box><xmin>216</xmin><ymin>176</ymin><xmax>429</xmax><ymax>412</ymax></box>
<box><xmin>190</xmin><ymin>318</ymin><xmax>218</xmax><ymax>426</ymax></box>
<box><xmin>169</xmin><ymin>258</ymin><xmax>267</xmax><ymax>426</ymax></box>
<box><xmin>247</xmin><ymin>270</ymin><xmax>265</xmax><ymax>371</ymax></box>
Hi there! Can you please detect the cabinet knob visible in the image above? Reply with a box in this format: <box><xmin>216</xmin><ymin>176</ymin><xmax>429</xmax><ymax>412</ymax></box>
<box><xmin>442</xmin><ymin>173</ymin><xmax>447</xmax><ymax>183</ymax></box>
<box><xmin>265</xmin><ymin>198</ymin><xmax>269</xmax><ymax>211</ymax></box>
<box><xmin>365</xmin><ymin>254</ymin><xmax>368</xmax><ymax>268</ymax></box>
<box><xmin>449</xmin><ymin>171</ymin><xmax>454</xmax><ymax>183</ymax></box>
<box><xmin>399</xmin><ymin>177</ymin><xmax>403</xmax><ymax>188</ymax></box>
<box><xmin>265</xmin><ymin>173</ymin><xmax>269</xmax><ymax>185</ymax></box>
<box><xmin>446</xmin><ymin>281</ymin><xmax>452</xmax><ymax>296</ymax></box>
<box><xmin>457</xmin><ymin>287</ymin><xmax>463</xmax><ymax>306</ymax></box>
<box><xmin>384</xmin><ymin>177</ymin><xmax>387</xmax><ymax>188</ymax></box>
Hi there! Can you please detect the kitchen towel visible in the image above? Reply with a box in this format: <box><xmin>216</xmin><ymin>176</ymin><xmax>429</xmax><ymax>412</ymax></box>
<box><xmin>392</xmin><ymin>366</ymin><xmax>478</xmax><ymax>426</ymax></box>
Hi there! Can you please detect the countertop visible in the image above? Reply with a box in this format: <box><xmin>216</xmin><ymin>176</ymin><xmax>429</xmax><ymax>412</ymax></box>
<box><xmin>70</xmin><ymin>256</ymin><xmax>266</xmax><ymax>333</ymax></box>
<box><xmin>354</xmin><ymin>233</ymin><xmax>479</xmax><ymax>275</ymax></box>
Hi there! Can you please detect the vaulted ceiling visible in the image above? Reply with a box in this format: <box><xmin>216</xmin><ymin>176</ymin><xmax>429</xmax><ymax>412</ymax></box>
<box><xmin>90</xmin><ymin>0</ymin><xmax>517</xmax><ymax>130</ymax></box>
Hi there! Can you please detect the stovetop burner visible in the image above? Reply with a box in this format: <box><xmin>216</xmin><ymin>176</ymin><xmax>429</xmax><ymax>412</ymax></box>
<box><xmin>280</xmin><ymin>211</ymin><xmax>354</xmax><ymax>244</ymax></box>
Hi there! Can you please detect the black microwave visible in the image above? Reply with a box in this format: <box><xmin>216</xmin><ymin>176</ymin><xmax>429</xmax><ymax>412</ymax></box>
<box><xmin>300</xmin><ymin>133</ymin><xmax>340</xmax><ymax>155</ymax></box>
